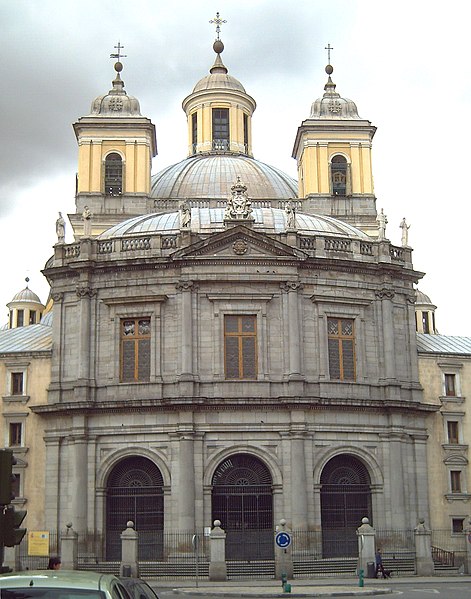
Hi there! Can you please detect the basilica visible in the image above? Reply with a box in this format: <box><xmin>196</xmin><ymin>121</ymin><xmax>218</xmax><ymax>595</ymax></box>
<box><xmin>1</xmin><ymin>26</ymin><xmax>446</xmax><ymax>565</ymax></box>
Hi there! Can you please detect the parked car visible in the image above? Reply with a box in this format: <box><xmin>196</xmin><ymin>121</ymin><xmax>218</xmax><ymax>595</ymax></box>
<box><xmin>118</xmin><ymin>578</ymin><xmax>160</xmax><ymax>599</ymax></box>
<box><xmin>0</xmin><ymin>570</ymin><xmax>131</xmax><ymax>599</ymax></box>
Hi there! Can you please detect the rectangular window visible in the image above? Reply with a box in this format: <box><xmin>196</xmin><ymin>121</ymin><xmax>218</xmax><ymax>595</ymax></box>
<box><xmin>120</xmin><ymin>318</ymin><xmax>151</xmax><ymax>383</ymax></box>
<box><xmin>224</xmin><ymin>315</ymin><xmax>257</xmax><ymax>379</ymax></box>
<box><xmin>9</xmin><ymin>423</ymin><xmax>22</xmax><ymax>447</ymax></box>
<box><xmin>192</xmin><ymin>112</ymin><xmax>197</xmax><ymax>152</ymax></box>
<box><xmin>29</xmin><ymin>311</ymin><xmax>36</xmax><ymax>325</ymax></box>
<box><xmin>243</xmin><ymin>114</ymin><xmax>248</xmax><ymax>150</ymax></box>
<box><xmin>212</xmin><ymin>108</ymin><xmax>229</xmax><ymax>150</ymax></box>
<box><xmin>445</xmin><ymin>374</ymin><xmax>457</xmax><ymax>397</ymax></box>
<box><xmin>422</xmin><ymin>311</ymin><xmax>430</xmax><ymax>333</ymax></box>
<box><xmin>452</xmin><ymin>518</ymin><xmax>465</xmax><ymax>533</ymax></box>
<box><xmin>12</xmin><ymin>472</ymin><xmax>20</xmax><ymax>499</ymax></box>
<box><xmin>11</xmin><ymin>372</ymin><xmax>24</xmax><ymax>395</ymax></box>
<box><xmin>447</xmin><ymin>421</ymin><xmax>459</xmax><ymax>444</ymax></box>
<box><xmin>17</xmin><ymin>309</ymin><xmax>24</xmax><ymax>327</ymax></box>
<box><xmin>451</xmin><ymin>471</ymin><xmax>462</xmax><ymax>493</ymax></box>
<box><xmin>327</xmin><ymin>317</ymin><xmax>356</xmax><ymax>381</ymax></box>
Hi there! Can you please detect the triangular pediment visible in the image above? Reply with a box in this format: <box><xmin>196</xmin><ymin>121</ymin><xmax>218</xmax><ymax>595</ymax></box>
<box><xmin>172</xmin><ymin>225</ymin><xmax>306</xmax><ymax>260</ymax></box>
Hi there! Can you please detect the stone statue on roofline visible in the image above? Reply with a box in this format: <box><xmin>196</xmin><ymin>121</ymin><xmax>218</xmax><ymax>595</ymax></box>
<box><xmin>377</xmin><ymin>208</ymin><xmax>388</xmax><ymax>240</ymax></box>
<box><xmin>400</xmin><ymin>217</ymin><xmax>410</xmax><ymax>247</ymax></box>
<box><xmin>224</xmin><ymin>177</ymin><xmax>253</xmax><ymax>221</ymax></box>
<box><xmin>82</xmin><ymin>206</ymin><xmax>92</xmax><ymax>237</ymax></box>
<box><xmin>180</xmin><ymin>200</ymin><xmax>191</xmax><ymax>229</ymax></box>
<box><xmin>56</xmin><ymin>212</ymin><xmax>66</xmax><ymax>244</ymax></box>
<box><xmin>285</xmin><ymin>200</ymin><xmax>296</xmax><ymax>229</ymax></box>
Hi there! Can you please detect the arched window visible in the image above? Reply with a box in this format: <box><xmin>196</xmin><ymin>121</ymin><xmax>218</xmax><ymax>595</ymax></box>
<box><xmin>320</xmin><ymin>454</ymin><xmax>372</xmax><ymax>557</ymax></box>
<box><xmin>331</xmin><ymin>155</ymin><xmax>348</xmax><ymax>196</ymax></box>
<box><xmin>104</xmin><ymin>153</ymin><xmax>123</xmax><ymax>196</ymax></box>
<box><xmin>106</xmin><ymin>456</ymin><xmax>163</xmax><ymax>559</ymax></box>
<box><xmin>212</xmin><ymin>453</ymin><xmax>273</xmax><ymax>559</ymax></box>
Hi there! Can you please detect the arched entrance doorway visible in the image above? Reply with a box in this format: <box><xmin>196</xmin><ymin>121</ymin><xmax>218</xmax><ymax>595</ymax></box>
<box><xmin>106</xmin><ymin>456</ymin><xmax>164</xmax><ymax>560</ymax></box>
<box><xmin>320</xmin><ymin>454</ymin><xmax>372</xmax><ymax>558</ymax></box>
<box><xmin>212</xmin><ymin>453</ymin><xmax>274</xmax><ymax>560</ymax></box>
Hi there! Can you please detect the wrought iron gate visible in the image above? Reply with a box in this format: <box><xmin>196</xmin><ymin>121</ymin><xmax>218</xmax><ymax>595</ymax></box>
<box><xmin>320</xmin><ymin>454</ymin><xmax>372</xmax><ymax>558</ymax></box>
<box><xmin>212</xmin><ymin>454</ymin><xmax>274</xmax><ymax>560</ymax></box>
<box><xmin>106</xmin><ymin>456</ymin><xmax>164</xmax><ymax>560</ymax></box>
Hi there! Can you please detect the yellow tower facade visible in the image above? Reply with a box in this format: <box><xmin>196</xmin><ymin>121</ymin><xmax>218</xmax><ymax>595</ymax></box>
<box><xmin>292</xmin><ymin>64</ymin><xmax>378</xmax><ymax>234</ymax></box>
<box><xmin>71</xmin><ymin>60</ymin><xmax>157</xmax><ymax>238</ymax></box>
<box><xmin>182</xmin><ymin>40</ymin><xmax>256</xmax><ymax>158</ymax></box>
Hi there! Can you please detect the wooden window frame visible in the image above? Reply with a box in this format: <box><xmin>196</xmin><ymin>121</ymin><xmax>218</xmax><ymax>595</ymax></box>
<box><xmin>447</xmin><ymin>420</ymin><xmax>460</xmax><ymax>444</ymax></box>
<box><xmin>452</xmin><ymin>517</ymin><xmax>465</xmax><ymax>533</ymax></box>
<box><xmin>445</xmin><ymin>373</ymin><xmax>457</xmax><ymax>397</ymax></box>
<box><xmin>120</xmin><ymin>317</ymin><xmax>151</xmax><ymax>383</ymax></box>
<box><xmin>327</xmin><ymin>317</ymin><xmax>356</xmax><ymax>381</ymax></box>
<box><xmin>11</xmin><ymin>372</ymin><xmax>24</xmax><ymax>396</ymax></box>
<box><xmin>450</xmin><ymin>470</ymin><xmax>462</xmax><ymax>493</ymax></box>
<box><xmin>9</xmin><ymin>422</ymin><xmax>22</xmax><ymax>447</ymax></box>
<box><xmin>224</xmin><ymin>315</ymin><xmax>257</xmax><ymax>380</ymax></box>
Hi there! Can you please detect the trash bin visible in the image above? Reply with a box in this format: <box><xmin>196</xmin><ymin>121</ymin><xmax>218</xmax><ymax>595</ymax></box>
<box><xmin>367</xmin><ymin>562</ymin><xmax>376</xmax><ymax>578</ymax></box>
<box><xmin>121</xmin><ymin>565</ymin><xmax>132</xmax><ymax>577</ymax></box>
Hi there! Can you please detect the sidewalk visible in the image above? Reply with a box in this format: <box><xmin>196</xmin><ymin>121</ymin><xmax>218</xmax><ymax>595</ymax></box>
<box><xmin>148</xmin><ymin>574</ymin><xmax>471</xmax><ymax>598</ymax></box>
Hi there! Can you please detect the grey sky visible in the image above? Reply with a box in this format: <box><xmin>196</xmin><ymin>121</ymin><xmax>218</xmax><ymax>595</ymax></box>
<box><xmin>1</xmin><ymin>0</ymin><xmax>470</xmax><ymax>334</ymax></box>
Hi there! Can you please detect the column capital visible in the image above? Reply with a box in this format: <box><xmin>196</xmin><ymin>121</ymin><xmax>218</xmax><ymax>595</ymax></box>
<box><xmin>176</xmin><ymin>280</ymin><xmax>198</xmax><ymax>292</ymax></box>
<box><xmin>280</xmin><ymin>281</ymin><xmax>303</xmax><ymax>293</ymax></box>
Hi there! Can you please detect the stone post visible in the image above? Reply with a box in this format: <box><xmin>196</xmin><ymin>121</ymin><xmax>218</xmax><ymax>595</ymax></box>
<box><xmin>60</xmin><ymin>523</ymin><xmax>79</xmax><ymax>570</ymax></box>
<box><xmin>275</xmin><ymin>519</ymin><xmax>293</xmax><ymax>580</ymax></box>
<box><xmin>209</xmin><ymin>520</ymin><xmax>227</xmax><ymax>581</ymax></box>
<box><xmin>120</xmin><ymin>521</ymin><xmax>139</xmax><ymax>578</ymax></box>
<box><xmin>414</xmin><ymin>518</ymin><xmax>434</xmax><ymax>576</ymax></box>
<box><xmin>466</xmin><ymin>520</ymin><xmax>471</xmax><ymax>574</ymax></box>
<box><xmin>356</xmin><ymin>517</ymin><xmax>376</xmax><ymax>576</ymax></box>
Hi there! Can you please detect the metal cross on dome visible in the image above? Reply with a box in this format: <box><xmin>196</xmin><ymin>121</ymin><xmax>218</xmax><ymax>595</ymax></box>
<box><xmin>325</xmin><ymin>43</ymin><xmax>334</xmax><ymax>64</ymax></box>
<box><xmin>209</xmin><ymin>12</ymin><xmax>226</xmax><ymax>40</ymax></box>
<box><xmin>110</xmin><ymin>41</ymin><xmax>127</xmax><ymax>61</ymax></box>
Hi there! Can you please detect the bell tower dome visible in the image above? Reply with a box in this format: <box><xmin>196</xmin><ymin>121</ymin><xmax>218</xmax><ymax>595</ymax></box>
<box><xmin>71</xmin><ymin>46</ymin><xmax>157</xmax><ymax>238</ymax></box>
<box><xmin>292</xmin><ymin>57</ymin><xmax>378</xmax><ymax>235</ymax></box>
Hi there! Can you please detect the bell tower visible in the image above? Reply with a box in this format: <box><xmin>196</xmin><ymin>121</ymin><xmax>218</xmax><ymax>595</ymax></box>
<box><xmin>182</xmin><ymin>13</ymin><xmax>256</xmax><ymax>158</ymax></box>
<box><xmin>71</xmin><ymin>45</ymin><xmax>157</xmax><ymax>238</ymax></box>
<box><xmin>292</xmin><ymin>54</ymin><xmax>378</xmax><ymax>235</ymax></box>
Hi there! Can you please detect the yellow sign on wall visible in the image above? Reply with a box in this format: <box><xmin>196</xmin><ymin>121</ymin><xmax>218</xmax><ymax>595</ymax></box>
<box><xmin>28</xmin><ymin>531</ymin><xmax>50</xmax><ymax>556</ymax></box>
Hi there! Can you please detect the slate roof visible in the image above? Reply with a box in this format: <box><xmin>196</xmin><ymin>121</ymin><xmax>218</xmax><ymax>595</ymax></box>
<box><xmin>0</xmin><ymin>323</ymin><xmax>52</xmax><ymax>354</ymax></box>
<box><xmin>417</xmin><ymin>333</ymin><xmax>471</xmax><ymax>356</ymax></box>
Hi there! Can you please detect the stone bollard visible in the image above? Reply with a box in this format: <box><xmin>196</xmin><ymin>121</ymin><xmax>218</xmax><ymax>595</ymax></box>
<box><xmin>414</xmin><ymin>518</ymin><xmax>434</xmax><ymax>575</ymax></box>
<box><xmin>120</xmin><ymin>521</ymin><xmax>139</xmax><ymax>578</ymax></box>
<box><xmin>356</xmin><ymin>517</ymin><xmax>376</xmax><ymax>577</ymax></box>
<box><xmin>61</xmin><ymin>523</ymin><xmax>78</xmax><ymax>570</ymax></box>
<box><xmin>209</xmin><ymin>520</ymin><xmax>227</xmax><ymax>581</ymax></box>
<box><xmin>275</xmin><ymin>519</ymin><xmax>293</xmax><ymax>580</ymax></box>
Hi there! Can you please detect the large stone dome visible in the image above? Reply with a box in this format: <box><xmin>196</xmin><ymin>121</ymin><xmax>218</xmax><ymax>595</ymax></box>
<box><xmin>151</xmin><ymin>154</ymin><xmax>298</xmax><ymax>200</ymax></box>
<box><xmin>99</xmin><ymin>207</ymin><xmax>369</xmax><ymax>239</ymax></box>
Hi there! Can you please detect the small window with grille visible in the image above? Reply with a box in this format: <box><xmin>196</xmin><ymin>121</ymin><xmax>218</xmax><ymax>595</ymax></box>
<box><xmin>104</xmin><ymin>152</ymin><xmax>123</xmax><ymax>196</ymax></box>
<box><xmin>224</xmin><ymin>315</ymin><xmax>257</xmax><ymax>379</ymax></box>
<box><xmin>120</xmin><ymin>318</ymin><xmax>151</xmax><ymax>383</ymax></box>
<box><xmin>452</xmin><ymin>518</ymin><xmax>465</xmax><ymax>533</ymax></box>
<box><xmin>327</xmin><ymin>317</ymin><xmax>356</xmax><ymax>381</ymax></box>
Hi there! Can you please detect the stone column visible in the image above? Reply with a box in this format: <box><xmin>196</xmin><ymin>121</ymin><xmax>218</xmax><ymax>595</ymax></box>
<box><xmin>44</xmin><ymin>437</ymin><xmax>61</xmax><ymax>531</ymax></box>
<box><xmin>387</xmin><ymin>433</ymin><xmax>407</xmax><ymax>529</ymax></box>
<box><xmin>414</xmin><ymin>519</ymin><xmax>434</xmax><ymax>576</ymax></box>
<box><xmin>280</xmin><ymin>282</ymin><xmax>303</xmax><ymax>378</ymax></box>
<box><xmin>209</xmin><ymin>520</ymin><xmax>227</xmax><ymax>581</ymax></box>
<box><xmin>290</xmin><ymin>432</ymin><xmax>308</xmax><ymax>530</ymax></box>
<box><xmin>120</xmin><ymin>521</ymin><xmax>139</xmax><ymax>577</ymax></box>
<box><xmin>177</xmin><ymin>432</ymin><xmax>196</xmax><ymax>531</ymax></box>
<box><xmin>275</xmin><ymin>519</ymin><xmax>293</xmax><ymax>579</ymax></box>
<box><xmin>176</xmin><ymin>281</ymin><xmax>195</xmax><ymax>381</ymax></box>
<box><xmin>61</xmin><ymin>523</ymin><xmax>78</xmax><ymax>570</ymax></box>
<box><xmin>70</xmin><ymin>434</ymin><xmax>88</xmax><ymax>537</ymax></box>
<box><xmin>75</xmin><ymin>284</ymin><xmax>96</xmax><ymax>401</ymax></box>
<box><xmin>376</xmin><ymin>289</ymin><xmax>396</xmax><ymax>381</ymax></box>
<box><xmin>465</xmin><ymin>520</ymin><xmax>471</xmax><ymax>574</ymax></box>
<box><xmin>356</xmin><ymin>517</ymin><xmax>376</xmax><ymax>576</ymax></box>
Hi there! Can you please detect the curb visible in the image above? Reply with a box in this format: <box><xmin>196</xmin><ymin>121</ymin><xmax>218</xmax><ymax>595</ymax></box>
<box><xmin>171</xmin><ymin>587</ymin><xmax>393</xmax><ymax>597</ymax></box>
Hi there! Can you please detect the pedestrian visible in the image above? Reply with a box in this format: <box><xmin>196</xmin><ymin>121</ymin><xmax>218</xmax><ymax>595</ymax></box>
<box><xmin>375</xmin><ymin>548</ymin><xmax>386</xmax><ymax>578</ymax></box>
<box><xmin>47</xmin><ymin>556</ymin><xmax>62</xmax><ymax>570</ymax></box>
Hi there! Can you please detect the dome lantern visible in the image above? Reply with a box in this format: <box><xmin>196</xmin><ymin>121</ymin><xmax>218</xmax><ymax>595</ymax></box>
<box><xmin>182</xmin><ymin>13</ymin><xmax>256</xmax><ymax>158</ymax></box>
